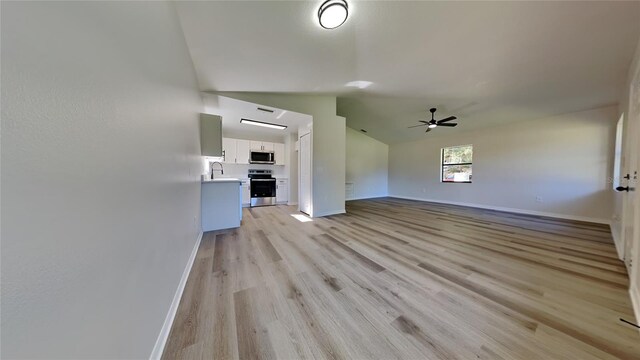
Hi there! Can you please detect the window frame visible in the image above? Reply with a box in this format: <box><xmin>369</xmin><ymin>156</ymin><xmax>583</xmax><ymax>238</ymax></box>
<box><xmin>441</xmin><ymin>144</ymin><xmax>473</xmax><ymax>184</ymax></box>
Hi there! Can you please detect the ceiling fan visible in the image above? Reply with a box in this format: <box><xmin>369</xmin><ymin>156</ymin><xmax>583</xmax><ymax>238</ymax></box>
<box><xmin>408</xmin><ymin>108</ymin><xmax>458</xmax><ymax>132</ymax></box>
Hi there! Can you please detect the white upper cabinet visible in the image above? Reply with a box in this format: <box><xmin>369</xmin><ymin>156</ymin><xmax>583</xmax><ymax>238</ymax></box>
<box><xmin>262</xmin><ymin>142</ymin><xmax>275</xmax><ymax>152</ymax></box>
<box><xmin>200</xmin><ymin>114</ymin><xmax>222</xmax><ymax>157</ymax></box>
<box><xmin>250</xmin><ymin>141</ymin><xmax>263</xmax><ymax>151</ymax></box>
<box><xmin>236</xmin><ymin>139</ymin><xmax>250</xmax><ymax>164</ymax></box>
<box><xmin>250</xmin><ymin>141</ymin><xmax>275</xmax><ymax>152</ymax></box>
<box><xmin>274</xmin><ymin>143</ymin><xmax>285</xmax><ymax>165</ymax></box>
<box><xmin>222</xmin><ymin>137</ymin><xmax>237</xmax><ymax>164</ymax></box>
<box><xmin>223</xmin><ymin>138</ymin><xmax>284</xmax><ymax>165</ymax></box>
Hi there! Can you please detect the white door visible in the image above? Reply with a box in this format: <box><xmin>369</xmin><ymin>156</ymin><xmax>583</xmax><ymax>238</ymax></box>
<box><xmin>236</xmin><ymin>139</ymin><xmax>250</xmax><ymax>164</ymax></box>
<box><xmin>620</xmin><ymin>69</ymin><xmax>640</xmax><ymax>274</ymax></box>
<box><xmin>299</xmin><ymin>133</ymin><xmax>312</xmax><ymax>215</ymax></box>
<box><xmin>622</xmin><ymin>73</ymin><xmax>640</xmax><ymax>277</ymax></box>
<box><xmin>222</xmin><ymin>138</ymin><xmax>237</xmax><ymax>164</ymax></box>
<box><xmin>274</xmin><ymin>143</ymin><xmax>285</xmax><ymax>165</ymax></box>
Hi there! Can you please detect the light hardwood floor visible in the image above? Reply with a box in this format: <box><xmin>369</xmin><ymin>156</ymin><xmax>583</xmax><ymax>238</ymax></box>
<box><xmin>162</xmin><ymin>198</ymin><xmax>640</xmax><ymax>359</ymax></box>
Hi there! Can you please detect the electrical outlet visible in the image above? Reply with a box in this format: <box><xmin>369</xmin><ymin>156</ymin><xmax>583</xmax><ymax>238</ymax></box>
<box><xmin>535</xmin><ymin>196</ymin><xmax>543</xmax><ymax>203</ymax></box>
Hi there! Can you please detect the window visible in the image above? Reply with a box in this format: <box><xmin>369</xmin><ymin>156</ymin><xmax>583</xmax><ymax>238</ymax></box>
<box><xmin>441</xmin><ymin>145</ymin><xmax>472</xmax><ymax>183</ymax></box>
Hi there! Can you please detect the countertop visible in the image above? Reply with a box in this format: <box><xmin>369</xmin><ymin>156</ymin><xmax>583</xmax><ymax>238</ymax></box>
<box><xmin>201</xmin><ymin>178</ymin><xmax>242</xmax><ymax>184</ymax></box>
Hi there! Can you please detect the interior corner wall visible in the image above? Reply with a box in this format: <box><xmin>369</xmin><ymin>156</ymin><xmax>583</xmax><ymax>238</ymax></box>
<box><xmin>1</xmin><ymin>2</ymin><xmax>203</xmax><ymax>358</ymax></box>
<box><xmin>389</xmin><ymin>105</ymin><xmax>619</xmax><ymax>223</ymax></box>
<box><xmin>216</xmin><ymin>92</ymin><xmax>346</xmax><ymax>217</ymax></box>
<box><xmin>346</xmin><ymin>127</ymin><xmax>389</xmax><ymax>200</ymax></box>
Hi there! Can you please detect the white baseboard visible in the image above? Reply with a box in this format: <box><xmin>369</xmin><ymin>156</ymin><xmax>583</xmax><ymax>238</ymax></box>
<box><xmin>630</xmin><ymin>285</ymin><xmax>640</xmax><ymax>333</ymax></box>
<box><xmin>313</xmin><ymin>209</ymin><xmax>346</xmax><ymax>218</ymax></box>
<box><xmin>287</xmin><ymin>201</ymin><xmax>298</xmax><ymax>206</ymax></box>
<box><xmin>346</xmin><ymin>194</ymin><xmax>388</xmax><ymax>202</ymax></box>
<box><xmin>149</xmin><ymin>231</ymin><xmax>203</xmax><ymax>360</ymax></box>
<box><xmin>388</xmin><ymin>195</ymin><xmax>610</xmax><ymax>224</ymax></box>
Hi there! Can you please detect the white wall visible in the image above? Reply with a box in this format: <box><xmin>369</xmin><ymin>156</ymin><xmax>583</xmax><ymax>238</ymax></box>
<box><xmin>346</xmin><ymin>128</ymin><xmax>389</xmax><ymax>200</ymax></box>
<box><xmin>389</xmin><ymin>106</ymin><xmax>618</xmax><ymax>223</ymax></box>
<box><xmin>1</xmin><ymin>2</ymin><xmax>202</xmax><ymax>358</ymax></box>
<box><xmin>216</xmin><ymin>92</ymin><xmax>346</xmax><ymax>217</ymax></box>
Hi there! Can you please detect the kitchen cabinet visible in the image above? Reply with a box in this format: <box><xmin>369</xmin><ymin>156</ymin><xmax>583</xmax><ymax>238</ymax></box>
<box><xmin>226</xmin><ymin>138</ymin><xmax>284</xmax><ymax>165</ymax></box>
<box><xmin>250</xmin><ymin>141</ymin><xmax>263</xmax><ymax>151</ymax></box>
<box><xmin>274</xmin><ymin>143</ymin><xmax>285</xmax><ymax>165</ymax></box>
<box><xmin>222</xmin><ymin>138</ymin><xmax>237</xmax><ymax>164</ymax></box>
<box><xmin>276</xmin><ymin>179</ymin><xmax>288</xmax><ymax>203</ymax></box>
<box><xmin>241</xmin><ymin>179</ymin><xmax>251</xmax><ymax>206</ymax></box>
<box><xmin>250</xmin><ymin>141</ymin><xmax>275</xmax><ymax>152</ymax></box>
<box><xmin>201</xmin><ymin>179</ymin><xmax>242</xmax><ymax>231</ymax></box>
<box><xmin>200</xmin><ymin>114</ymin><xmax>222</xmax><ymax>157</ymax></box>
<box><xmin>222</xmin><ymin>138</ymin><xmax>250</xmax><ymax>164</ymax></box>
<box><xmin>236</xmin><ymin>139</ymin><xmax>250</xmax><ymax>164</ymax></box>
<box><xmin>262</xmin><ymin>142</ymin><xmax>275</xmax><ymax>152</ymax></box>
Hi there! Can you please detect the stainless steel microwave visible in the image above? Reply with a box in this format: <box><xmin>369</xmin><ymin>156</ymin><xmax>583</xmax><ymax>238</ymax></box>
<box><xmin>249</xmin><ymin>150</ymin><xmax>275</xmax><ymax>164</ymax></box>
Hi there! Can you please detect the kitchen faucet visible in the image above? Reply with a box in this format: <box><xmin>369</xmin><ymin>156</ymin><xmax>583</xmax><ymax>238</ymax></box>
<box><xmin>210</xmin><ymin>161</ymin><xmax>224</xmax><ymax>179</ymax></box>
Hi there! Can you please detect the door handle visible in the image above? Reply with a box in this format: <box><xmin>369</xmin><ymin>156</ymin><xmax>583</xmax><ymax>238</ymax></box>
<box><xmin>616</xmin><ymin>186</ymin><xmax>635</xmax><ymax>192</ymax></box>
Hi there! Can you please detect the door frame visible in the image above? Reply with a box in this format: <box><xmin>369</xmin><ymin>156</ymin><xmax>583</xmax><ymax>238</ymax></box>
<box><xmin>298</xmin><ymin>127</ymin><xmax>313</xmax><ymax>216</ymax></box>
<box><xmin>623</xmin><ymin>56</ymin><xmax>640</xmax><ymax>329</ymax></box>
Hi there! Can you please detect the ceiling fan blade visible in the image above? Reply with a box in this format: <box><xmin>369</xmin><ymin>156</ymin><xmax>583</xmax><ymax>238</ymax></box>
<box><xmin>425</xmin><ymin>127</ymin><xmax>432</xmax><ymax>133</ymax></box>
<box><xmin>437</xmin><ymin>123</ymin><xmax>457</xmax><ymax>127</ymax></box>
<box><xmin>408</xmin><ymin>124</ymin><xmax>427</xmax><ymax>128</ymax></box>
<box><xmin>437</xmin><ymin>116</ymin><xmax>457</xmax><ymax>123</ymax></box>
<box><xmin>419</xmin><ymin>120</ymin><xmax>429</xmax><ymax>123</ymax></box>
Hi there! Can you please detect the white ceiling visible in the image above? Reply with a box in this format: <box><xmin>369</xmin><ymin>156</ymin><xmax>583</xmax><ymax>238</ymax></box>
<box><xmin>176</xmin><ymin>1</ymin><xmax>640</xmax><ymax>144</ymax></box>
<box><xmin>203</xmin><ymin>94</ymin><xmax>312</xmax><ymax>143</ymax></box>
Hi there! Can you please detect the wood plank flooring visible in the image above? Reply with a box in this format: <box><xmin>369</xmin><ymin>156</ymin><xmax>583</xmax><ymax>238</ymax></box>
<box><xmin>162</xmin><ymin>198</ymin><xmax>640</xmax><ymax>359</ymax></box>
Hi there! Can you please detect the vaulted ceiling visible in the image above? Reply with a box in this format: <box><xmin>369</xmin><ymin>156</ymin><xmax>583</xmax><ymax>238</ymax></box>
<box><xmin>175</xmin><ymin>1</ymin><xmax>640</xmax><ymax>144</ymax></box>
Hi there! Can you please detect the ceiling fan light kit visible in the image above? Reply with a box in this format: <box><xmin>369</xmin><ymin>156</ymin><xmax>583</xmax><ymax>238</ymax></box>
<box><xmin>408</xmin><ymin>107</ymin><xmax>458</xmax><ymax>133</ymax></box>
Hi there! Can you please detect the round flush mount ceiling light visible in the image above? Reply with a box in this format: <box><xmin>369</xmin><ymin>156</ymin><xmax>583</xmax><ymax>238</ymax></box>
<box><xmin>318</xmin><ymin>0</ymin><xmax>348</xmax><ymax>29</ymax></box>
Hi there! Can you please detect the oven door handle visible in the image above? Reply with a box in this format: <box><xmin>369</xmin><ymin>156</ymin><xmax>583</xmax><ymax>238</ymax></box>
<box><xmin>251</xmin><ymin>179</ymin><xmax>276</xmax><ymax>182</ymax></box>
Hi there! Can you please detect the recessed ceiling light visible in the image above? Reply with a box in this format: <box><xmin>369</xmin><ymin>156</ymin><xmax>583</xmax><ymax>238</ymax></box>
<box><xmin>240</xmin><ymin>118</ymin><xmax>287</xmax><ymax>130</ymax></box>
<box><xmin>318</xmin><ymin>0</ymin><xmax>348</xmax><ymax>29</ymax></box>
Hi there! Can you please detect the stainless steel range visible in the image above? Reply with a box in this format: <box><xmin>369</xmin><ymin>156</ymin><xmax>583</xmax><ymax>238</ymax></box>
<box><xmin>248</xmin><ymin>169</ymin><xmax>276</xmax><ymax>207</ymax></box>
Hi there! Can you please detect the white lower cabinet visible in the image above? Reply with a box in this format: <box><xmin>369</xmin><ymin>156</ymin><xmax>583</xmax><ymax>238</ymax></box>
<box><xmin>201</xmin><ymin>181</ymin><xmax>241</xmax><ymax>231</ymax></box>
<box><xmin>241</xmin><ymin>180</ymin><xmax>251</xmax><ymax>206</ymax></box>
<box><xmin>276</xmin><ymin>179</ymin><xmax>288</xmax><ymax>203</ymax></box>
